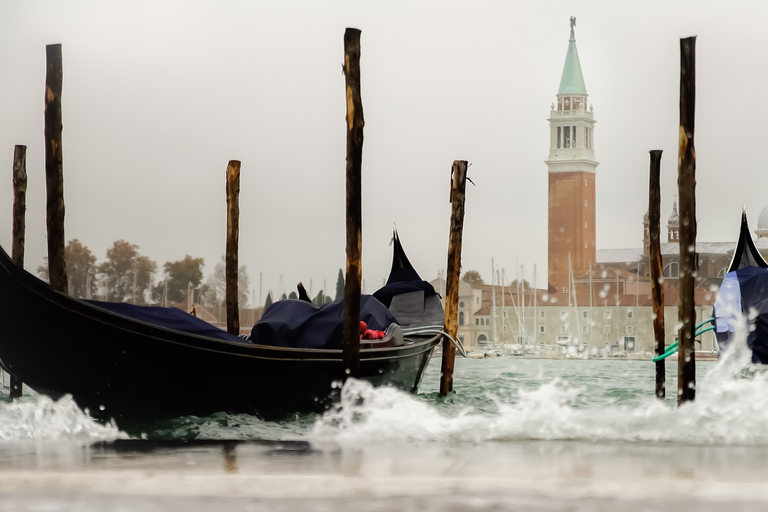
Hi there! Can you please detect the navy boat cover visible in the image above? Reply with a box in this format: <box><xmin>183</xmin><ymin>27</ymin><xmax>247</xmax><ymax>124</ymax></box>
<box><xmin>85</xmin><ymin>300</ymin><xmax>246</xmax><ymax>343</ymax></box>
<box><xmin>250</xmin><ymin>295</ymin><xmax>396</xmax><ymax>349</ymax></box>
<box><xmin>82</xmin><ymin>232</ymin><xmax>435</xmax><ymax>351</ymax></box>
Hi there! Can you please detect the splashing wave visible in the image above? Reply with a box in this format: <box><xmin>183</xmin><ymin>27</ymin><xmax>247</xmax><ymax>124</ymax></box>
<box><xmin>0</xmin><ymin>395</ymin><xmax>125</xmax><ymax>442</ymax></box>
<box><xmin>310</xmin><ymin>320</ymin><xmax>768</xmax><ymax>445</ymax></box>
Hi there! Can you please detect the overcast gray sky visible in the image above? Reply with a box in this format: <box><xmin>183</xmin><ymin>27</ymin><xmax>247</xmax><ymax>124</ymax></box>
<box><xmin>1</xmin><ymin>0</ymin><xmax>766</xmax><ymax>305</ymax></box>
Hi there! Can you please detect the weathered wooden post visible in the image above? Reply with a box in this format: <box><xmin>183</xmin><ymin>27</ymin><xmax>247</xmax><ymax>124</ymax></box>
<box><xmin>225</xmin><ymin>160</ymin><xmax>241</xmax><ymax>336</ymax></box>
<box><xmin>10</xmin><ymin>145</ymin><xmax>27</xmax><ymax>398</ymax></box>
<box><xmin>648</xmin><ymin>149</ymin><xmax>665</xmax><ymax>400</ymax></box>
<box><xmin>342</xmin><ymin>28</ymin><xmax>364</xmax><ymax>379</ymax></box>
<box><xmin>440</xmin><ymin>160</ymin><xmax>468</xmax><ymax>396</ymax></box>
<box><xmin>44</xmin><ymin>43</ymin><xmax>67</xmax><ymax>293</ymax></box>
<box><xmin>677</xmin><ymin>36</ymin><xmax>697</xmax><ymax>405</ymax></box>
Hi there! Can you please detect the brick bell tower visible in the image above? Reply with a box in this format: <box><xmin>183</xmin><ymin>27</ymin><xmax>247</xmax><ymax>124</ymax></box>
<box><xmin>546</xmin><ymin>17</ymin><xmax>598</xmax><ymax>297</ymax></box>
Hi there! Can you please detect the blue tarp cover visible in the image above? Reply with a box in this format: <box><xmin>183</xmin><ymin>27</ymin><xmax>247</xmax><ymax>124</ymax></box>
<box><xmin>714</xmin><ymin>266</ymin><xmax>768</xmax><ymax>364</ymax></box>
<box><xmin>251</xmin><ymin>295</ymin><xmax>396</xmax><ymax>349</ymax></box>
<box><xmin>85</xmin><ymin>300</ymin><xmax>246</xmax><ymax>343</ymax></box>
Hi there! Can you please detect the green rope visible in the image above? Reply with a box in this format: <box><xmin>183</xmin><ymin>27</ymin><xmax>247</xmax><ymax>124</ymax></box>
<box><xmin>651</xmin><ymin>320</ymin><xmax>716</xmax><ymax>363</ymax></box>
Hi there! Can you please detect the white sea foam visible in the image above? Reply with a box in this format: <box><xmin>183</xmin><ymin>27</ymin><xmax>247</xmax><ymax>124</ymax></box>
<box><xmin>310</xmin><ymin>315</ymin><xmax>768</xmax><ymax>446</ymax></box>
<box><xmin>0</xmin><ymin>395</ymin><xmax>125</xmax><ymax>442</ymax></box>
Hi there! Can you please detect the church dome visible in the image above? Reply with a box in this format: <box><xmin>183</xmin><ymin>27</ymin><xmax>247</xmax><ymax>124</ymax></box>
<box><xmin>758</xmin><ymin>203</ymin><xmax>768</xmax><ymax>230</ymax></box>
<box><xmin>756</xmin><ymin>203</ymin><xmax>768</xmax><ymax>238</ymax></box>
<box><xmin>667</xmin><ymin>201</ymin><xmax>679</xmax><ymax>228</ymax></box>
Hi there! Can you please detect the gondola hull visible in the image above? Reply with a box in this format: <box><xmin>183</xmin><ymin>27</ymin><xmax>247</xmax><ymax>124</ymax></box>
<box><xmin>0</xmin><ymin>247</ymin><xmax>439</xmax><ymax>420</ymax></box>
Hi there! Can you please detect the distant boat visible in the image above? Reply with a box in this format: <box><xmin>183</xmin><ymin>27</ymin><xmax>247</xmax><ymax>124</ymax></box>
<box><xmin>0</xmin><ymin>234</ymin><xmax>443</xmax><ymax>421</ymax></box>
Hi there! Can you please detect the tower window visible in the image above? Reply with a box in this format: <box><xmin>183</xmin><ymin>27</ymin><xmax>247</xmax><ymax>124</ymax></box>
<box><xmin>539</xmin><ymin>325</ymin><xmax>546</xmax><ymax>334</ymax></box>
<box><xmin>585</xmin><ymin>200</ymin><xmax>588</xmax><ymax>207</ymax></box>
<box><xmin>564</xmin><ymin>126</ymin><xmax>571</xmax><ymax>148</ymax></box>
<box><xmin>585</xmin><ymin>221</ymin><xmax>588</xmax><ymax>229</ymax></box>
<box><xmin>584</xmin><ymin>179</ymin><xmax>587</xmax><ymax>187</ymax></box>
<box><xmin>557</xmin><ymin>127</ymin><xmax>561</xmax><ymax>149</ymax></box>
<box><xmin>584</xmin><ymin>242</ymin><xmax>588</xmax><ymax>249</ymax></box>
<box><xmin>572</xmin><ymin>126</ymin><xmax>576</xmax><ymax>147</ymax></box>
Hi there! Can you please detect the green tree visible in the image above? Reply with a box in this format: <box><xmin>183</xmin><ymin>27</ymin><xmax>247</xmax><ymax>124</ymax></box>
<box><xmin>280</xmin><ymin>293</ymin><xmax>288</xmax><ymax>301</ymax></box>
<box><xmin>335</xmin><ymin>269</ymin><xmax>345</xmax><ymax>299</ymax></box>
<box><xmin>312</xmin><ymin>290</ymin><xmax>325</xmax><ymax>306</ymax></box>
<box><xmin>264</xmin><ymin>291</ymin><xmax>273</xmax><ymax>310</ymax></box>
<box><xmin>201</xmin><ymin>257</ymin><xmax>250</xmax><ymax>308</ymax></box>
<box><xmin>157</xmin><ymin>255</ymin><xmax>204</xmax><ymax>304</ymax></box>
<box><xmin>507</xmin><ymin>279</ymin><xmax>531</xmax><ymax>290</ymax></box>
<box><xmin>37</xmin><ymin>239</ymin><xmax>98</xmax><ymax>299</ymax></box>
<box><xmin>98</xmin><ymin>240</ymin><xmax>156</xmax><ymax>303</ymax></box>
<box><xmin>462</xmin><ymin>270</ymin><xmax>485</xmax><ymax>286</ymax></box>
<box><xmin>288</xmin><ymin>291</ymin><xmax>297</xmax><ymax>300</ymax></box>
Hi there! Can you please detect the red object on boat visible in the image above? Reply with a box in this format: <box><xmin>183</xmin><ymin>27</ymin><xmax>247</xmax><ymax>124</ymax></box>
<box><xmin>359</xmin><ymin>321</ymin><xmax>385</xmax><ymax>340</ymax></box>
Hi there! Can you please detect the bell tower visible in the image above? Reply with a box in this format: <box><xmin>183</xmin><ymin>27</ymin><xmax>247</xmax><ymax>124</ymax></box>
<box><xmin>546</xmin><ymin>17</ymin><xmax>599</xmax><ymax>296</ymax></box>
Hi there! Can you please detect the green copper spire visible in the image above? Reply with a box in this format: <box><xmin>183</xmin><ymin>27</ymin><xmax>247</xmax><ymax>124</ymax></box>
<box><xmin>558</xmin><ymin>17</ymin><xmax>587</xmax><ymax>95</ymax></box>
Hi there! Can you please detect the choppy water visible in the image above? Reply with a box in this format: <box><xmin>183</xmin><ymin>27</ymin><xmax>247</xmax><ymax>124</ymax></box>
<box><xmin>0</xmin><ymin>328</ymin><xmax>764</xmax><ymax>446</ymax></box>
<box><xmin>1</xmin><ymin>329</ymin><xmax>767</xmax><ymax>510</ymax></box>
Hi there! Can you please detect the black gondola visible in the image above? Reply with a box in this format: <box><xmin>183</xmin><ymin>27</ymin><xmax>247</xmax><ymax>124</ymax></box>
<box><xmin>0</xmin><ymin>234</ymin><xmax>443</xmax><ymax>421</ymax></box>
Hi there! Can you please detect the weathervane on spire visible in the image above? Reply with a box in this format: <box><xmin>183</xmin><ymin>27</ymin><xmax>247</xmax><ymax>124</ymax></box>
<box><xmin>570</xmin><ymin>16</ymin><xmax>576</xmax><ymax>38</ymax></box>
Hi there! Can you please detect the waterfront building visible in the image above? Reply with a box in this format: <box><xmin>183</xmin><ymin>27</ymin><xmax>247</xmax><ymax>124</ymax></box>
<box><xmin>433</xmin><ymin>19</ymin><xmax>768</xmax><ymax>357</ymax></box>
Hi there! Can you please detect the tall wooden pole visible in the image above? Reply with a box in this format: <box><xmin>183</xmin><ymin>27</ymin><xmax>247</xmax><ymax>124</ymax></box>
<box><xmin>342</xmin><ymin>28</ymin><xmax>364</xmax><ymax>379</ymax></box>
<box><xmin>10</xmin><ymin>145</ymin><xmax>27</xmax><ymax>398</ymax></box>
<box><xmin>648</xmin><ymin>149</ymin><xmax>665</xmax><ymax>400</ymax></box>
<box><xmin>440</xmin><ymin>160</ymin><xmax>468</xmax><ymax>396</ymax></box>
<box><xmin>677</xmin><ymin>36</ymin><xmax>697</xmax><ymax>406</ymax></box>
<box><xmin>225</xmin><ymin>160</ymin><xmax>241</xmax><ymax>336</ymax></box>
<box><xmin>44</xmin><ymin>43</ymin><xmax>67</xmax><ymax>293</ymax></box>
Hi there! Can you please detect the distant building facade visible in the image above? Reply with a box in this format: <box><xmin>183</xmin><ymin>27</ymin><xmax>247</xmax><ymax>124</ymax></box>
<box><xmin>432</xmin><ymin>20</ymin><xmax>768</xmax><ymax>356</ymax></box>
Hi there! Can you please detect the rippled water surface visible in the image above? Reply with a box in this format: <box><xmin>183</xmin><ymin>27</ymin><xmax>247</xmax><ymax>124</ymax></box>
<box><xmin>2</xmin><ymin>354</ymin><xmax>763</xmax><ymax>445</ymax></box>
<box><xmin>1</xmin><ymin>338</ymin><xmax>767</xmax><ymax>511</ymax></box>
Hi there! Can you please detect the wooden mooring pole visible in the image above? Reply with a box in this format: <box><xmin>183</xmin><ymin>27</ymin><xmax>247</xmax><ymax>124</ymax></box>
<box><xmin>440</xmin><ymin>160</ymin><xmax>468</xmax><ymax>396</ymax></box>
<box><xmin>44</xmin><ymin>43</ymin><xmax>67</xmax><ymax>293</ymax></box>
<box><xmin>225</xmin><ymin>160</ymin><xmax>241</xmax><ymax>336</ymax></box>
<box><xmin>10</xmin><ymin>145</ymin><xmax>27</xmax><ymax>398</ymax></box>
<box><xmin>677</xmin><ymin>36</ymin><xmax>697</xmax><ymax>406</ymax></box>
<box><xmin>648</xmin><ymin>149</ymin><xmax>665</xmax><ymax>400</ymax></box>
<box><xmin>342</xmin><ymin>28</ymin><xmax>364</xmax><ymax>379</ymax></box>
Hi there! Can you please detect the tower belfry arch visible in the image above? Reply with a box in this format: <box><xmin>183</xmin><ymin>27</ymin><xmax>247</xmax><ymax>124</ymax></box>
<box><xmin>546</xmin><ymin>18</ymin><xmax>599</xmax><ymax>295</ymax></box>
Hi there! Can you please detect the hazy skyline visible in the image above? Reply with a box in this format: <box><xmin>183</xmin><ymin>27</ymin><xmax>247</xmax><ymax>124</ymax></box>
<box><xmin>2</xmin><ymin>1</ymin><xmax>767</xmax><ymax>305</ymax></box>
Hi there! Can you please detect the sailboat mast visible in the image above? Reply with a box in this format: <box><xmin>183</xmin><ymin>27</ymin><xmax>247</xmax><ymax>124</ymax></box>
<box><xmin>589</xmin><ymin>261</ymin><xmax>593</xmax><ymax>346</ymax></box>
<box><xmin>521</xmin><ymin>264</ymin><xmax>526</xmax><ymax>348</ymax></box>
<box><xmin>491</xmin><ymin>258</ymin><xmax>498</xmax><ymax>347</ymax></box>
<box><xmin>500</xmin><ymin>268</ymin><xmax>505</xmax><ymax>344</ymax></box>
<box><xmin>533</xmin><ymin>265</ymin><xmax>538</xmax><ymax>345</ymax></box>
